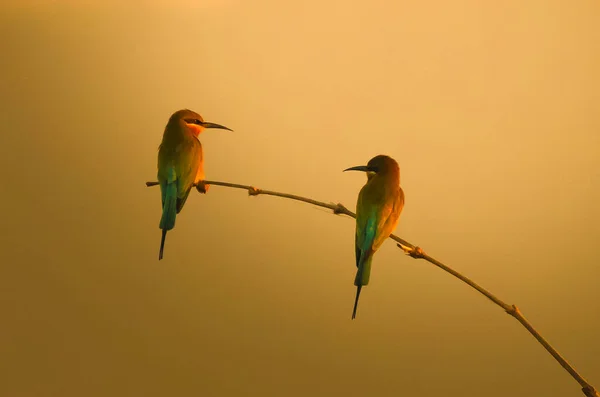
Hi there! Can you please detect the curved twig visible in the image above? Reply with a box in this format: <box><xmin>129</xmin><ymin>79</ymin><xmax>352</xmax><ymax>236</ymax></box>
<box><xmin>146</xmin><ymin>179</ymin><xmax>598</xmax><ymax>397</ymax></box>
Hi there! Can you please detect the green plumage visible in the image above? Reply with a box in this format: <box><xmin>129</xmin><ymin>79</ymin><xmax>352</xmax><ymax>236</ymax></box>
<box><xmin>159</xmin><ymin>166</ymin><xmax>178</xmax><ymax>231</ymax></box>
<box><xmin>154</xmin><ymin>109</ymin><xmax>231</xmax><ymax>260</ymax></box>
<box><xmin>350</xmin><ymin>155</ymin><xmax>404</xmax><ymax>319</ymax></box>
<box><xmin>157</xmin><ymin>110</ymin><xmax>205</xmax><ymax>260</ymax></box>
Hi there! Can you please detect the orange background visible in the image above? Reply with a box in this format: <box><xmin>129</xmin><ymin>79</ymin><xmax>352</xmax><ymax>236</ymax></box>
<box><xmin>1</xmin><ymin>1</ymin><xmax>599</xmax><ymax>396</ymax></box>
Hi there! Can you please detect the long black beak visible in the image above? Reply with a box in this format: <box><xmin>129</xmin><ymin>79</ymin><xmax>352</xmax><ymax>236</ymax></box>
<box><xmin>201</xmin><ymin>121</ymin><xmax>233</xmax><ymax>131</ymax></box>
<box><xmin>343</xmin><ymin>165</ymin><xmax>370</xmax><ymax>172</ymax></box>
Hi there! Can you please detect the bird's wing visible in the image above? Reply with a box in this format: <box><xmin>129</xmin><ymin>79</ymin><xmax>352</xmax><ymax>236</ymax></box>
<box><xmin>159</xmin><ymin>166</ymin><xmax>177</xmax><ymax>207</ymax></box>
<box><xmin>157</xmin><ymin>144</ymin><xmax>177</xmax><ymax>206</ymax></box>
<box><xmin>175</xmin><ymin>140</ymin><xmax>202</xmax><ymax>213</ymax></box>
<box><xmin>355</xmin><ymin>186</ymin><xmax>392</xmax><ymax>266</ymax></box>
<box><xmin>372</xmin><ymin>187</ymin><xmax>404</xmax><ymax>251</ymax></box>
<box><xmin>355</xmin><ymin>208</ymin><xmax>377</xmax><ymax>269</ymax></box>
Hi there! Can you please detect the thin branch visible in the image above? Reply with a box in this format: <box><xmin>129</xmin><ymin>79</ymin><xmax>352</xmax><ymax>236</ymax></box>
<box><xmin>146</xmin><ymin>179</ymin><xmax>598</xmax><ymax>397</ymax></box>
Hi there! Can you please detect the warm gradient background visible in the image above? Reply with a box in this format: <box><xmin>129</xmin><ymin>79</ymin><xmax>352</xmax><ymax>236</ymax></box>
<box><xmin>2</xmin><ymin>1</ymin><xmax>599</xmax><ymax>396</ymax></box>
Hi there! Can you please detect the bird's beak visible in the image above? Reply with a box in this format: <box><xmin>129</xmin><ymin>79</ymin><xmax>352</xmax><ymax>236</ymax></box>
<box><xmin>343</xmin><ymin>165</ymin><xmax>371</xmax><ymax>172</ymax></box>
<box><xmin>200</xmin><ymin>121</ymin><xmax>233</xmax><ymax>132</ymax></box>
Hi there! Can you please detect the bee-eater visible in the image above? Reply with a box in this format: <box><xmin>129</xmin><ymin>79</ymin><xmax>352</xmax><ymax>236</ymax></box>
<box><xmin>344</xmin><ymin>155</ymin><xmax>405</xmax><ymax>319</ymax></box>
<box><xmin>157</xmin><ymin>109</ymin><xmax>232</xmax><ymax>260</ymax></box>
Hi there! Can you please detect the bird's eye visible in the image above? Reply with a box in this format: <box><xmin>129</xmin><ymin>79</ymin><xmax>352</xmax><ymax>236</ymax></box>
<box><xmin>195</xmin><ymin>119</ymin><xmax>201</xmax><ymax>124</ymax></box>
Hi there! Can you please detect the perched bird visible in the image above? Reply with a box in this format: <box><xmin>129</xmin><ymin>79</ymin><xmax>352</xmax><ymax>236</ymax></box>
<box><xmin>157</xmin><ymin>109</ymin><xmax>232</xmax><ymax>260</ymax></box>
<box><xmin>344</xmin><ymin>155</ymin><xmax>404</xmax><ymax>319</ymax></box>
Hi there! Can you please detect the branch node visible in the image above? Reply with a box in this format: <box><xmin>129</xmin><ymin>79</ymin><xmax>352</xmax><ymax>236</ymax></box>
<box><xmin>248</xmin><ymin>186</ymin><xmax>261</xmax><ymax>196</ymax></box>
<box><xmin>333</xmin><ymin>203</ymin><xmax>348</xmax><ymax>215</ymax></box>
<box><xmin>506</xmin><ymin>304</ymin><xmax>520</xmax><ymax>316</ymax></box>
<box><xmin>582</xmin><ymin>385</ymin><xmax>599</xmax><ymax>397</ymax></box>
<box><xmin>397</xmin><ymin>243</ymin><xmax>425</xmax><ymax>259</ymax></box>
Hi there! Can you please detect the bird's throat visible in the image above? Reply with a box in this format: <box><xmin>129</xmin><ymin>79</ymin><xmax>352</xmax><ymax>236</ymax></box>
<box><xmin>187</xmin><ymin>124</ymin><xmax>203</xmax><ymax>137</ymax></box>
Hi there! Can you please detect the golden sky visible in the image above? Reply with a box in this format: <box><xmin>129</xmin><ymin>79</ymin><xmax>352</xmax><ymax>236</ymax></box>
<box><xmin>1</xmin><ymin>1</ymin><xmax>599</xmax><ymax>396</ymax></box>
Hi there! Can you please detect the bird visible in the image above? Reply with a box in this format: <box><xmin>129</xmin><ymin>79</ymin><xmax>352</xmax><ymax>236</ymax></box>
<box><xmin>157</xmin><ymin>109</ymin><xmax>232</xmax><ymax>260</ymax></box>
<box><xmin>344</xmin><ymin>155</ymin><xmax>405</xmax><ymax>319</ymax></box>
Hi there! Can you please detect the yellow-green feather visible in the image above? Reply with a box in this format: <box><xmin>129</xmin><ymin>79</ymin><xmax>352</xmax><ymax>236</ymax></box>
<box><xmin>352</xmin><ymin>172</ymin><xmax>404</xmax><ymax>318</ymax></box>
<box><xmin>156</xmin><ymin>117</ymin><xmax>204</xmax><ymax>260</ymax></box>
<box><xmin>159</xmin><ymin>166</ymin><xmax>178</xmax><ymax>230</ymax></box>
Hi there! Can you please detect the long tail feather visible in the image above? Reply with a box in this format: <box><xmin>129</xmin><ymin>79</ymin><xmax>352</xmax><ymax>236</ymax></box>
<box><xmin>159</xmin><ymin>180</ymin><xmax>177</xmax><ymax>260</ymax></box>
<box><xmin>159</xmin><ymin>229</ymin><xmax>167</xmax><ymax>260</ymax></box>
<box><xmin>352</xmin><ymin>253</ymin><xmax>372</xmax><ymax>319</ymax></box>
<box><xmin>352</xmin><ymin>285</ymin><xmax>362</xmax><ymax>319</ymax></box>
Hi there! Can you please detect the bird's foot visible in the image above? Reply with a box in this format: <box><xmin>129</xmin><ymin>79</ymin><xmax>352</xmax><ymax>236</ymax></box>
<box><xmin>397</xmin><ymin>243</ymin><xmax>425</xmax><ymax>259</ymax></box>
<box><xmin>196</xmin><ymin>182</ymin><xmax>210</xmax><ymax>194</ymax></box>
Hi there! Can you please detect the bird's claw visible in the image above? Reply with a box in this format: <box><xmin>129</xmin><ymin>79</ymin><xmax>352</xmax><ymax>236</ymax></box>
<box><xmin>196</xmin><ymin>182</ymin><xmax>210</xmax><ymax>194</ymax></box>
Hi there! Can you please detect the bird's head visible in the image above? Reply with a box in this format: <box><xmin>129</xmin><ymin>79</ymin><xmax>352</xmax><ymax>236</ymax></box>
<box><xmin>172</xmin><ymin>109</ymin><xmax>233</xmax><ymax>137</ymax></box>
<box><xmin>343</xmin><ymin>155</ymin><xmax>399</xmax><ymax>180</ymax></box>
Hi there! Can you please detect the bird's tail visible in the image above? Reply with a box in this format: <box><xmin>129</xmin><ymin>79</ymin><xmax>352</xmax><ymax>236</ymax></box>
<box><xmin>354</xmin><ymin>255</ymin><xmax>373</xmax><ymax>286</ymax></box>
<box><xmin>159</xmin><ymin>180</ymin><xmax>177</xmax><ymax>260</ymax></box>
<box><xmin>159</xmin><ymin>229</ymin><xmax>168</xmax><ymax>260</ymax></box>
<box><xmin>352</xmin><ymin>255</ymin><xmax>373</xmax><ymax>319</ymax></box>
<box><xmin>352</xmin><ymin>285</ymin><xmax>362</xmax><ymax>319</ymax></box>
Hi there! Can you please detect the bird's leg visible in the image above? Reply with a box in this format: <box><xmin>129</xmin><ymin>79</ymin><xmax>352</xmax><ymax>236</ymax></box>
<box><xmin>196</xmin><ymin>181</ymin><xmax>210</xmax><ymax>194</ymax></box>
